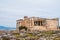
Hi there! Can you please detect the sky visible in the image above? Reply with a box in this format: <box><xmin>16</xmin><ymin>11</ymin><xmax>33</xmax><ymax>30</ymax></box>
<box><xmin>0</xmin><ymin>0</ymin><xmax>60</xmax><ymax>28</ymax></box>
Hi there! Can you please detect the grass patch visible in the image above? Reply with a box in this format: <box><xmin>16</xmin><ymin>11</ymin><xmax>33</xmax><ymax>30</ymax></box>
<box><xmin>41</xmin><ymin>31</ymin><xmax>54</xmax><ymax>35</ymax></box>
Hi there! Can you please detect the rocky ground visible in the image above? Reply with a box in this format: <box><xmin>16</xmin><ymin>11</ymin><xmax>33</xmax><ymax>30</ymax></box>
<box><xmin>0</xmin><ymin>30</ymin><xmax>60</xmax><ymax>40</ymax></box>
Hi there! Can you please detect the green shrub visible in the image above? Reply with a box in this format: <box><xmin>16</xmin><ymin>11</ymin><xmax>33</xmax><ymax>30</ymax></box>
<box><xmin>19</xmin><ymin>26</ymin><xmax>27</xmax><ymax>31</ymax></box>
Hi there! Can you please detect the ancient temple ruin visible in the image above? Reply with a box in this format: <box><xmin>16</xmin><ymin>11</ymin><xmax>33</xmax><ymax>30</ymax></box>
<box><xmin>16</xmin><ymin>16</ymin><xmax>59</xmax><ymax>32</ymax></box>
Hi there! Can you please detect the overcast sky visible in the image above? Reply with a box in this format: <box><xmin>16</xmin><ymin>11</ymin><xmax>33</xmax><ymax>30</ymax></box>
<box><xmin>0</xmin><ymin>0</ymin><xmax>60</xmax><ymax>28</ymax></box>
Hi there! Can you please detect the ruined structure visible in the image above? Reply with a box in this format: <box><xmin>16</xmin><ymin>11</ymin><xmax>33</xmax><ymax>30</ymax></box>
<box><xmin>16</xmin><ymin>16</ymin><xmax>59</xmax><ymax>32</ymax></box>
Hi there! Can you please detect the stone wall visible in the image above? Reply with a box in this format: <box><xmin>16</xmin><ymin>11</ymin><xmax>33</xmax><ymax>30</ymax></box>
<box><xmin>46</xmin><ymin>18</ymin><xmax>59</xmax><ymax>31</ymax></box>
